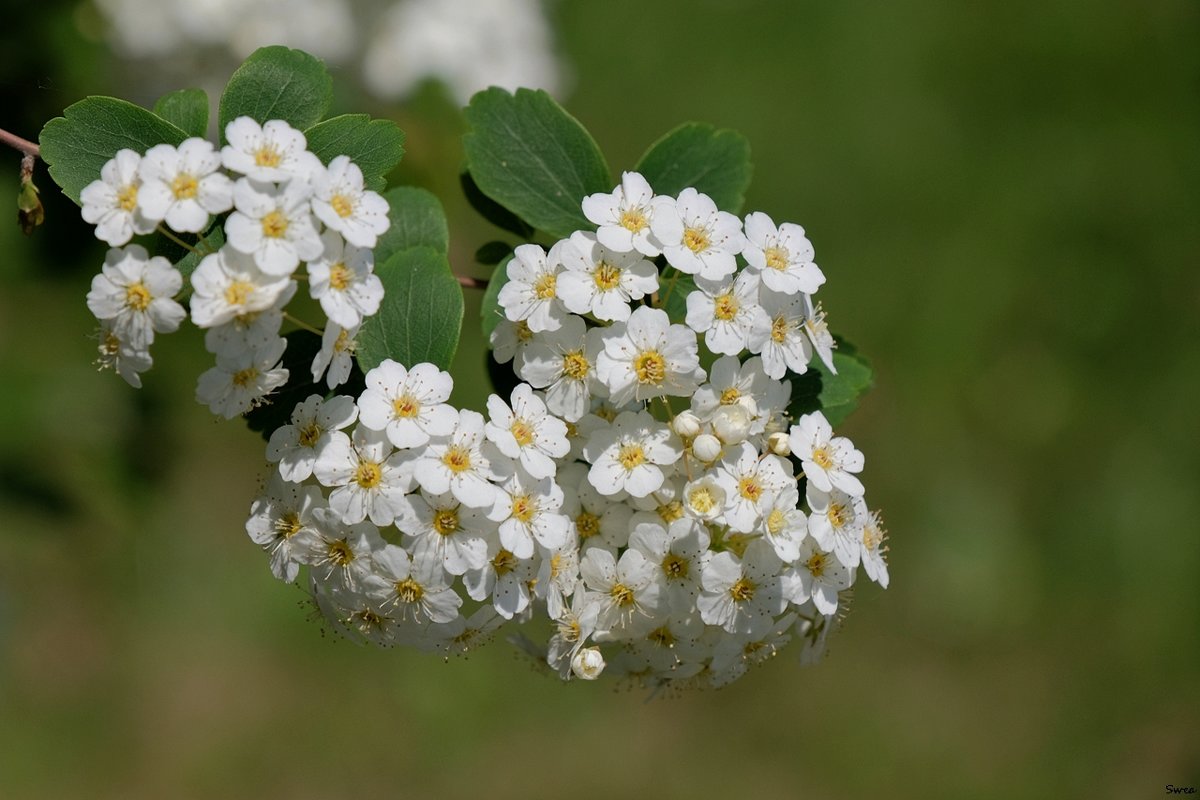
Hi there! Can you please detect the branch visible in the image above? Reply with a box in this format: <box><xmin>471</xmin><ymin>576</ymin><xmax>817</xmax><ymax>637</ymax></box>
<box><xmin>456</xmin><ymin>274</ymin><xmax>488</xmax><ymax>290</ymax></box>
<box><xmin>0</xmin><ymin>127</ymin><xmax>40</xmax><ymax>159</ymax></box>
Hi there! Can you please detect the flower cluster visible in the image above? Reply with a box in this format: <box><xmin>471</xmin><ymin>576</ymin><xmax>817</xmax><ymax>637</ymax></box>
<box><xmin>245</xmin><ymin>171</ymin><xmax>888</xmax><ymax>690</ymax></box>
<box><xmin>81</xmin><ymin>118</ymin><xmax>389</xmax><ymax>413</ymax></box>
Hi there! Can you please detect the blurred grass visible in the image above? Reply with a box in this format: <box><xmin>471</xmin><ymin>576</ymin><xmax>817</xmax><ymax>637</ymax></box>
<box><xmin>1</xmin><ymin>0</ymin><xmax>1198</xmax><ymax>797</ymax></box>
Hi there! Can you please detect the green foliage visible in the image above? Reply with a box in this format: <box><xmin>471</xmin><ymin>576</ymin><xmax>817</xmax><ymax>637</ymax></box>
<box><xmin>787</xmin><ymin>338</ymin><xmax>874</xmax><ymax>427</ymax></box>
<box><xmin>357</xmin><ymin>247</ymin><xmax>464</xmax><ymax>372</ymax></box>
<box><xmin>375</xmin><ymin>187</ymin><xmax>448</xmax><ymax>262</ymax></box>
<box><xmin>243</xmin><ymin>330</ymin><xmax>326</xmax><ymax>441</ymax></box>
<box><xmin>462</xmin><ymin>88</ymin><xmax>610</xmax><ymax>239</ymax></box>
<box><xmin>657</xmin><ymin>267</ymin><xmax>696</xmax><ymax>324</ymax></box>
<box><xmin>217</xmin><ymin>46</ymin><xmax>332</xmax><ymax>142</ymax></box>
<box><xmin>636</xmin><ymin>122</ymin><xmax>753</xmax><ymax>213</ymax></box>
<box><xmin>304</xmin><ymin>114</ymin><xmax>406</xmax><ymax>193</ymax></box>
<box><xmin>39</xmin><ymin>97</ymin><xmax>188</xmax><ymax>204</ymax></box>
<box><xmin>152</xmin><ymin>89</ymin><xmax>209</xmax><ymax>138</ymax></box>
<box><xmin>474</xmin><ymin>241</ymin><xmax>513</xmax><ymax>265</ymax></box>
<box><xmin>479</xmin><ymin>256</ymin><xmax>512</xmax><ymax>339</ymax></box>
<box><xmin>459</xmin><ymin>171</ymin><xmax>534</xmax><ymax>239</ymax></box>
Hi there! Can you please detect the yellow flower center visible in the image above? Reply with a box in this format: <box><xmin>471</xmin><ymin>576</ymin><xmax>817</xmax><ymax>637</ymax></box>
<box><xmin>117</xmin><ymin>184</ymin><xmax>139</xmax><ymax>211</ymax></box>
<box><xmin>657</xmin><ymin>500</ymin><xmax>684</xmax><ymax>524</ymax></box>
<box><xmin>619</xmin><ymin>207</ymin><xmax>648</xmax><ymax>232</ymax></box>
<box><xmin>492</xmin><ymin>548</ymin><xmax>517</xmax><ymax>576</ymax></box>
<box><xmin>327</xmin><ymin>538</ymin><xmax>354</xmax><ymax>566</ymax></box>
<box><xmin>254</xmin><ymin>145</ymin><xmax>282</xmax><ymax>168</ymax></box>
<box><xmin>331</xmin><ymin>193</ymin><xmax>355</xmax><ymax>218</ymax></box>
<box><xmin>766</xmin><ymin>508</ymin><xmax>786</xmax><ymax>536</ymax></box>
<box><xmin>171</xmin><ymin>172</ymin><xmax>198</xmax><ymax>200</ymax></box>
<box><xmin>394</xmin><ymin>577</ymin><xmax>424</xmax><ymax>604</ymax></box>
<box><xmin>713</xmin><ymin>292</ymin><xmax>739</xmax><ymax>321</ymax></box>
<box><xmin>827</xmin><ymin>503</ymin><xmax>848</xmax><ymax>530</ymax></box>
<box><xmin>633</xmin><ymin>350</ymin><xmax>666</xmax><ymax>385</ymax></box>
<box><xmin>609</xmin><ymin>582</ymin><xmax>636</xmax><ymax>607</ymax></box>
<box><xmin>719</xmin><ymin>387</ymin><xmax>741</xmax><ymax>405</ymax></box>
<box><xmin>442</xmin><ymin>446</ymin><xmax>472</xmax><ymax>473</ymax></box>
<box><xmin>510</xmin><ymin>419</ymin><xmax>535</xmax><ymax>446</ymax></box>
<box><xmin>125</xmin><ymin>282</ymin><xmax>152</xmax><ymax>311</ymax></box>
<box><xmin>806</xmin><ymin>552</ymin><xmax>828</xmax><ymax>578</ymax></box>
<box><xmin>771</xmin><ymin>315</ymin><xmax>791</xmax><ymax>343</ymax></box>
<box><xmin>297</xmin><ymin>421</ymin><xmax>323</xmax><ymax>448</ymax></box>
<box><xmin>273</xmin><ymin>512</ymin><xmax>303</xmax><ymax>539</ymax></box>
<box><xmin>647</xmin><ymin>626</ymin><xmax>675</xmax><ymax>647</ymax></box>
<box><xmin>863</xmin><ymin>524</ymin><xmax>882</xmax><ymax>551</ymax></box>
<box><xmin>764</xmin><ymin>246</ymin><xmax>789</xmax><ymax>271</ymax></box>
<box><xmin>231</xmin><ymin>367</ymin><xmax>258</xmax><ymax>388</ymax></box>
<box><xmin>729</xmin><ymin>577</ymin><xmax>756</xmax><ymax>602</ymax></box>
<box><xmin>811</xmin><ymin>445</ymin><xmax>835</xmax><ymax>470</ymax></box>
<box><xmin>261</xmin><ymin>210</ymin><xmax>289</xmax><ymax>238</ymax></box>
<box><xmin>354</xmin><ymin>461</ymin><xmax>383</xmax><ymax>489</ymax></box>
<box><xmin>576</xmin><ymin>511</ymin><xmax>601</xmax><ymax>540</ymax></box>
<box><xmin>533</xmin><ymin>273</ymin><xmax>557</xmax><ymax>299</ymax></box>
<box><xmin>593</xmin><ymin>261</ymin><xmax>623</xmax><ymax>291</ymax></box>
<box><xmin>510</xmin><ymin>493</ymin><xmax>536</xmax><ymax>523</ymax></box>
<box><xmin>328</xmin><ymin>262</ymin><xmax>352</xmax><ymax>291</ymax></box>
<box><xmin>562</xmin><ymin>350</ymin><xmax>590</xmax><ymax>380</ymax></box>
<box><xmin>224</xmin><ymin>280</ymin><xmax>254</xmax><ymax>307</ymax></box>
<box><xmin>514</xmin><ymin>320</ymin><xmax>533</xmax><ymax>341</ymax></box>
<box><xmin>617</xmin><ymin>443</ymin><xmax>646</xmax><ymax>470</ymax></box>
<box><xmin>683</xmin><ymin>226</ymin><xmax>710</xmax><ymax>253</ymax></box>
<box><xmin>688</xmin><ymin>486</ymin><xmax>718</xmax><ymax>515</ymax></box>
<box><xmin>392</xmin><ymin>394</ymin><xmax>420</xmax><ymax>418</ymax></box>
<box><xmin>662</xmin><ymin>552</ymin><xmax>689</xmax><ymax>580</ymax></box>
<box><xmin>334</xmin><ymin>328</ymin><xmax>354</xmax><ymax>354</ymax></box>
<box><xmin>737</xmin><ymin>476</ymin><xmax>763</xmax><ymax>502</ymax></box>
<box><xmin>433</xmin><ymin>507</ymin><xmax>460</xmax><ymax>536</ymax></box>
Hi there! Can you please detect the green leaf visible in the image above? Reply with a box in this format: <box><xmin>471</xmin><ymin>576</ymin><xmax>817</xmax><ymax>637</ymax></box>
<box><xmin>474</xmin><ymin>241</ymin><xmax>512</xmax><ymax>265</ymax></box>
<box><xmin>304</xmin><ymin>114</ymin><xmax>406</xmax><ymax>193</ymax></box>
<box><xmin>462</xmin><ymin>88</ymin><xmax>610</xmax><ymax>238</ymax></box>
<box><xmin>357</xmin><ymin>247</ymin><xmax>464</xmax><ymax>371</ymax></box>
<box><xmin>375</xmin><ymin>187</ymin><xmax>448</xmax><ymax>263</ymax></box>
<box><xmin>39</xmin><ymin>97</ymin><xmax>189</xmax><ymax>204</ymax></box>
<box><xmin>460</xmin><ymin>171</ymin><xmax>534</xmax><ymax>238</ymax></box>
<box><xmin>657</xmin><ymin>266</ymin><xmax>696</xmax><ymax>324</ymax></box>
<box><xmin>153</xmin><ymin>88</ymin><xmax>209</xmax><ymax>138</ymax></box>
<box><xmin>217</xmin><ymin>46</ymin><xmax>332</xmax><ymax>141</ymax></box>
<box><xmin>787</xmin><ymin>338</ymin><xmax>874</xmax><ymax>427</ymax></box>
<box><xmin>244</xmin><ymin>330</ymin><xmax>325</xmax><ymax>441</ymax></box>
<box><xmin>480</xmin><ymin>256</ymin><xmax>512</xmax><ymax>340</ymax></box>
<box><xmin>635</xmin><ymin>122</ymin><xmax>753</xmax><ymax>213</ymax></box>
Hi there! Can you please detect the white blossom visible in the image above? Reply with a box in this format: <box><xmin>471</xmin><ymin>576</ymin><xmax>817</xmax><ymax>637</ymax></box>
<box><xmin>80</xmin><ymin>149</ymin><xmax>156</xmax><ymax>246</ymax></box>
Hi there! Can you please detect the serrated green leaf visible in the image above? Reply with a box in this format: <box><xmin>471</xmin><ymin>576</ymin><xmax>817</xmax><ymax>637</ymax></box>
<box><xmin>474</xmin><ymin>241</ymin><xmax>512</xmax><ymax>265</ymax></box>
<box><xmin>480</xmin><ymin>255</ymin><xmax>512</xmax><ymax>340</ymax></box>
<box><xmin>635</xmin><ymin>122</ymin><xmax>753</xmax><ymax>213</ymax></box>
<box><xmin>217</xmin><ymin>46</ymin><xmax>332</xmax><ymax>142</ymax></box>
<box><xmin>462</xmin><ymin>88</ymin><xmax>610</xmax><ymax>238</ymax></box>
<box><xmin>357</xmin><ymin>247</ymin><xmax>464</xmax><ymax>371</ymax></box>
<box><xmin>153</xmin><ymin>88</ymin><xmax>209</xmax><ymax>138</ymax></box>
<box><xmin>244</xmin><ymin>330</ymin><xmax>325</xmax><ymax>441</ymax></box>
<box><xmin>460</xmin><ymin>171</ymin><xmax>534</xmax><ymax>238</ymax></box>
<box><xmin>39</xmin><ymin>97</ymin><xmax>189</xmax><ymax>205</ymax></box>
<box><xmin>657</xmin><ymin>266</ymin><xmax>696</xmax><ymax>324</ymax></box>
<box><xmin>304</xmin><ymin>114</ymin><xmax>406</xmax><ymax>193</ymax></box>
<box><xmin>375</xmin><ymin>187</ymin><xmax>448</xmax><ymax>264</ymax></box>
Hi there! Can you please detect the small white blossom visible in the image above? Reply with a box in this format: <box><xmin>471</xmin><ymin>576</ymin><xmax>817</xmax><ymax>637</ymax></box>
<box><xmin>189</xmin><ymin>245</ymin><xmax>295</xmax><ymax>329</ymax></box>
<box><xmin>713</xmin><ymin>443</ymin><xmax>794</xmax><ymax>533</ymax></box>
<box><xmin>311</xmin><ymin>155</ymin><xmax>391</xmax><ymax>248</ymax></box>
<box><xmin>556</xmin><ymin>231</ymin><xmax>658</xmax><ymax>322</ymax></box>
<box><xmin>697</xmin><ymin>539</ymin><xmax>785</xmax><ymax>634</ymax></box>
<box><xmin>859</xmin><ymin>510</ymin><xmax>890</xmax><ymax>589</ymax></box>
<box><xmin>580</xmin><ymin>547</ymin><xmax>664</xmax><ymax>635</ymax></box>
<box><xmin>266</xmin><ymin>394</ymin><xmax>358</xmax><ymax>482</ymax></box>
<box><xmin>581</xmin><ymin>171</ymin><xmax>661</xmax><ymax>256</ymax></box>
<box><xmin>748</xmin><ymin>289</ymin><xmax>813</xmax><ymax>379</ymax></box>
<box><xmin>484</xmin><ymin>383</ymin><xmax>570</xmax><ymax>479</ymax></box>
<box><xmin>307</xmin><ymin>230</ymin><xmax>384</xmax><ymax>328</ymax></box>
<box><xmin>783</xmin><ymin>539</ymin><xmax>850</xmax><ymax>616</ymax></box>
<box><xmin>583</xmin><ymin>410</ymin><xmax>681</xmax><ymax>498</ymax></box>
<box><xmin>138</xmin><ymin>138</ymin><xmax>233</xmax><ymax>232</ymax></box>
<box><xmin>685</xmin><ymin>270</ymin><xmax>768</xmax><ymax>356</ymax></box>
<box><xmin>415</xmin><ymin>409</ymin><xmax>504</xmax><ymax>509</ymax></box>
<box><xmin>94</xmin><ymin>320</ymin><xmax>153</xmax><ymax>388</ymax></box>
<box><xmin>87</xmin><ymin>244</ymin><xmax>185</xmax><ymax>348</ymax></box>
<box><xmin>651</xmin><ymin>188</ymin><xmax>746</xmax><ymax>282</ymax></box>
<box><xmin>225</xmin><ymin>178</ymin><xmax>323</xmax><ymax>275</ymax></box>
<box><xmin>790</xmin><ymin>411</ymin><xmax>865</xmax><ymax>496</ymax></box>
<box><xmin>221</xmin><ymin>117</ymin><xmax>322</xmax><ymax>182</ymax></box>
<box><xmin>80</xmin><ymin>149</ymin><xmax>156</xmax><ymax>246</ymax></box>
<box><xmin>245</xmin><ymin>475</ymin><xmax>324</xmax><ymax>583</ymax></box>
<box><xmin>595</xmin><ymin>305</ymin><xmax>704</xmax><ymax>406</ymax></box>
<box><xmin>195</xmin><ymin>336</ymin><xmax>289</xmax><ymax>418</ymax></box>
<box><xmin>742</xmin><ymin>212</ymin><xmax>825</xmax><ymax>296</ymax></box>
<box><xmin>313</xmin><ymin>426</ymin><xmax>415</xmax><ymax>526</ymax></box>
<box><xmin>517</xmin><ymin>316</ymin><xmax>605</xmax><ymax>422</ymax></box>
<box><xmin>311</xmin><ymin>323</ymin><xmax>358</xmax><ymax>388</ymax></box>
<box><xmin>571</xmin><ymin>647</ymin><xmax>606</xmax><ymax>680</ymax></box>
<box><xmin>487</xmin><ymin>468</ymin><xmax>570</xmax><ymax>559</ymax></box>
<box><xmin>805</xmin><ymin>484</ymin><xmax>868</xmax><ymax>569</ymax></box>
<box><xmin>357</xmin><ymin>359</ymin><xmax>457</xmax><ymax>449</ymax></box>
<box><xmin>496</xmin><ymin>242</ymin><xmax>568</xmax><ymax>332</ymax></box>
<box><xmin>365</xmin><ymin>544</ymin><xmax>462</xmax><ymax>624</ymax></box>
<box><xmin>397</xmin><ymin>491</ymin><xmax>492</xmax><ymax>576</ymax></box>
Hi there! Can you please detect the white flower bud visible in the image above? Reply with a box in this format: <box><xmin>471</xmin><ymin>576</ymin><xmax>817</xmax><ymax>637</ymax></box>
<box><xmin>571</xmin><ymin>646</ymin><xmax>606</xmax><ymax>680</ymax></box>
<box><xmin>684</xmin><ymin>477</ymin><xmax>726</xmax><ymax>520</ymax></box>
<box><xmin>692</xmin><ymin>433</ymin><xmax>723</xmax><ymax>463</ymax></box>
<box><xmin>712</xmin><ymin>404</ymin><xmax>752</xmax><ymax>444</ymax></box>
<box><xmin>672</xmin><ymin>410</ymin><xmax>702</xmax><ymax>438</ymax></box>
<box><xmin>768</xmin><ymin>431</ymin><xmax>792</xmax><ymax>456</ymax></box>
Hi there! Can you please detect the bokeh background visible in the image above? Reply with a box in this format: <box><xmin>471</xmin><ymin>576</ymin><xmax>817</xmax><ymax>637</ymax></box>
<box><xmin>2</xmin><ymin>1</ymin><xmax>1198</xmax><ymax>797</ymax></box>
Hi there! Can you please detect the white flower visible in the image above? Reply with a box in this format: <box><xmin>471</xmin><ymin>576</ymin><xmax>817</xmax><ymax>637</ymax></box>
<box><xmin>651</xmin><ymin>188</ymin><xmax>746</xmax><ymax>282</ymax></box>
<box><xmin>548</xmin><ymin>586</ymin><xmax>600</xmax><ymax>677</ymax></box>
<box><xmin>137</xmin><ymin>138</ymin><xmax>233</xmax><ymax>232</ymax></box>
<box><xmin>583</xmin><ymin>410</ymin><xmax>681</xmax><ymax>498</ymax></box>
<box><xmin>225</xmin><ymin>178</ymin><xmax>323</xmax><ymax>275</ymax></box>
<box><xmin>581</xmin><ymin>171</ymin><xmax>661</xmax><ymax>257</ymax></box>
<box><xmin>761</xmin><ymin>487</ymin><xmax>808</xmax><ymax>563</ymax></box>
<box><xmin>595</xmin><ymin>305</ymin><xmax>704</xmax><ymax>406</ymax></box>
<box><xmin>496</xmin><ymin>242</ymin><xmax>568</xmax><ymax>332</ymax></box>
<box><xmin>790</xmin><ymin>411</ymin><xmax>865</xmax><ymax>496</ymax></box>
<box><xmin>558</xmin><ymin>462</ymin><xmax>633</xmax><ymax>552</ymax></box>
<box><xmin>356</xmin><ymin>359</ymin><xmax>457</xmax><ymax>449</ymax></box>
<box><xmin>488</xmin><ymin>469</ymin><xmax>569</xmax><ymax>559</ymax></box>
<box><xmin>94</xmin><ymin>320</ymin><xmax>153</xmax><ymax>388</ymax></box>
<box><xmin>516</xmin><ymin>316</ymin><xmax>604</xmax><ymax>422</ymax></box>
<box><xmin>266</xmin><ymin>394</ymin><xmax>358</xmax><ymax>482</ymax></box>
<box><xmin>221</xmin><ymin>117</ymin><xmax>322</xmax><ymax>182</ymax></box>
<box><xmin>742</xmin><ymin>212</ymin><xmax>825</xmax><ymax>295</ymax></box>
<box><xmin>311</xmin><ymin>155</ymin><xmax>391</xmax><ymax>248</ymax></box>
<box><xmin>202</xmin><ymin>303</ymin><xmax>288</xmax><ymax>359</ymax></box>
<box><xmin>806</xmin><ymin>484</ymin><xmax>867</xmax><ymax>569</ymax></box>
<box><xmin>397</xmin><ymin>491</ymin><xmax>491</xmax><ymax>576</ymax></box>
<box><xmin>365</xmin><ymin>544</ymin><xmax>462</xmax><ymax>624</ymax></box>
<box><xmin>627</xmin><ymin>519</ymin><xmax>711</xmax><ymax>614</ymax></box>
<box><xmin>311</xmin><ymin>323</ymin><xmax>358</xmax><ymax>388</ymax></box>
<box><xmin>579</xmin><ymin>547</ymin><xmax>664</xmax><ymax>634</ymax></box>
<box><xmin>87</xmin><ymin>244</ymin><xmax>185</xmax><ymax>348</ymax></box>
<box><xmin>802</xmin><ymin>295</ymin><xmax>837</xmax><ymax>373</ymax></box>
<box><xmin>306</xmin><ymin>230</ymin><xmax>384</xmax><ymax>329</ymax></box>
<box><xmin>692</xmin><ymin>355</ymin><xmax>781</xmax><ymax>436</ymax></box>
<box><xmin>313</xmin><ymin>427</ymin><xmax>415</xmax><ymax>526</ymax></box>
<box><xmin>712</xmin><ymin>442</ymin><xmax>794</xmax><ymax>533</ymax></box>
<box><xmin>709</xmin><ymin>612</ymin><xmax>797</xmax><ymax>688</ymax></box>
<box><xmin>245</xmin><ymin>475</ymin><xmax>324</xmax><ymax>583</ymax></box>
<box><xmin>301</xmin><ymin>506</ymin><xmax>386</xmax><ymax>591</ymax></box>
<box><xmin>80</xmin><ymin>149</ymin><xmax>156</xmax><ymax>246</ymax></box>
<box><xmin>682</xmin><ymin>476</ymin><xmax>726</xmax><ymax>522</ymax></box>
<box><xmin>859</xmin><ymin>510</ymin><xmax>890</xmax><ymax>588</ymax></box>
<box><xmin>189</xmin><ymin>245</ymin><xmax>295</xmax><ymax>328</ymax></box>
<box><xmin>414</xmin><ymin>409</ymin><xmax>503</xmax><ymax>509</ymax></box>
<box><xmin>747</xmin><ymin>289</ymin><xmax>813</xmax><ymax>379</ymax></box>
<box><xmin>464</xmin><ymin>542</ymin><xmax>536</xmax><ymax>620</ymax></box>
<box><xmin>571</xmin><ymin>647</ymin><xmax>606</xmax><ymax>680</ymax></box>
<box><xmin>684</xmin><ymin>270</ymin><xmax>768</xmax><ymax>356</ymax></box>
<box><xmin>697</xmin><ymin>539</ymin><xmax>785</xmax><ymax>634</ymax></box>
<box><xmin>556</xmin><ymin>231</ymin><xmax>658</xmax><ymax>321</ymax></box>
<box><xmin>195</xmin><ymin>336</ymin><xmax>289</xmax><ymax>418</ymax></box>
<box><xmin>782</xmin><ymin>539</ymin><xmax>850</xmax><ymax>616</ymax></box>
<box><xmin>484</xmin><ymin>383</ymin><xmax>569</xmax><ymax>479</ymax></box>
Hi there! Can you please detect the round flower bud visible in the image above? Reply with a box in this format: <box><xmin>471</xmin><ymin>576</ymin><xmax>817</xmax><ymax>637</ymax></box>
<box><xmin>712</xmin><ymin>404</ymin><xmax>752</xmax><ymax>444</ymax></box>
<box><xmin>768</xmin><ymin>431</ymin><xmax>792</xmax><ymax>457</ymax></box>
<box><xmin>672</xmin><ymin>410</ymin><xmax>702</xmax><ymax>438</ymax></box>
<box><xmin>692</xmin><ymin>433</ymin><xmax>723</xmax><ymax>463</ymax></box>
<box><xmin>571</xmin><ymin>647</ymin><xmax>606</xmax><ymax>680</ymax></box>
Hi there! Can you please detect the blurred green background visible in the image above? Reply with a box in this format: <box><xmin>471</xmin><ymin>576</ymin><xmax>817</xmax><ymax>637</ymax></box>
<box><xmin>2</xmin><ymin>1</ymin><xmax>1198</xmax><ymax>797</ymax></box>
